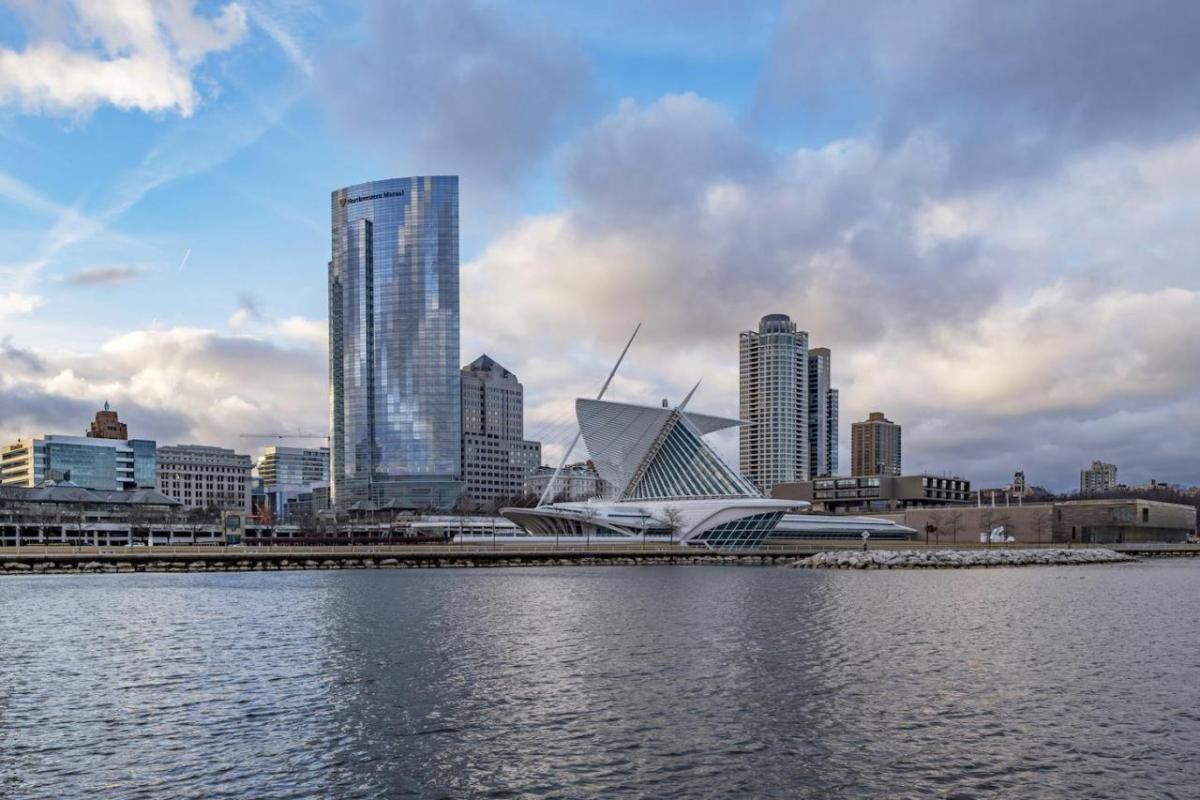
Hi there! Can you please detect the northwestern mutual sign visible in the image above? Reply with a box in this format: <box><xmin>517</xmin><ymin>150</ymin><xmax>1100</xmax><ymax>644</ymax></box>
<box><xmin>340</xmin><ymin>189</ymin><xmax>405</xmax><ymax>208</ymax></box>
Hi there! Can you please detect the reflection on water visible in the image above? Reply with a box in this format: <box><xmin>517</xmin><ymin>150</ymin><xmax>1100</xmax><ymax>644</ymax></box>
<box><xmin>1</xmin><ymin>561</ymin><xmax>1199</xmax><ymax>798</ymax></box>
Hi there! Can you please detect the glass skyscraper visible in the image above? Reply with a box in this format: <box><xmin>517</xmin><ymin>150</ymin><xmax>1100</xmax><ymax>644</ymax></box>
<box><xmin>328</xmin><ymin>176</ymin><xmax>463</xmax><ymax>509</ymax></box>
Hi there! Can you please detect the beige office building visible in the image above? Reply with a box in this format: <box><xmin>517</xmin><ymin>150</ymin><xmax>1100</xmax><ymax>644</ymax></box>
<box><xmin>157</xmin><ymin>444</ymin><xmax>253</xmax><ymax>512</ymax></box>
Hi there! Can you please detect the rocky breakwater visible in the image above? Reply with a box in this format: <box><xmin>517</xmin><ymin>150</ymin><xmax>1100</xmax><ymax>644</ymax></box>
<box><xmin>793</xmin><ymin>548</ymin><xmax>1137</xmax><ymax>569</ymax></box>
<box><xmin>0</xmin><ymin>551</ymin><xmax>801</xmax><ymax>575</ymax></box>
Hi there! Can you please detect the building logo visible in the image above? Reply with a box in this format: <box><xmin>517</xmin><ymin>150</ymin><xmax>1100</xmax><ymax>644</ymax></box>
<box><xmin>340</xmin><ymin>189</ymin><xmax>405</xmax><ymax>208</ymax></box>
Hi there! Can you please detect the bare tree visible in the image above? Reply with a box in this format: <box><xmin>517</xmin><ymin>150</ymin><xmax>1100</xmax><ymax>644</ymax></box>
<box><xmin>659</xmin><ymin>506</ymin><xmax>685</xmax><ymax>537</ymax></box>
<box><xmin>978</xmin><ymin>506</ymin><xmax>994</xmax><ymax>547</ymax></box>
<box><xmin>579</xmin><ymin>505</ymin><xmax>599</xmax><ymax>549</ymax></box>
<box><xmin>1032</xmin><ymin>513</ymin><xmax>1053</xmax><ymax>548</ymax></box>
<box><xmin>926</xmin><ymin>510</ymin><xmax>944</xmax><ymax>546</ymax></box>
<box><xmin>945</xmin><ymin>510</ymin><xmax>963</xmax><ymax>545</ymax></box>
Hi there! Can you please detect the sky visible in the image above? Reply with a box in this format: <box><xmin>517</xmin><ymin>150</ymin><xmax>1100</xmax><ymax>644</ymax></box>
<box><xmin>1</xmin><ymin>0</ymin><xmax>1199</xmax><ymax>492</ymax></box>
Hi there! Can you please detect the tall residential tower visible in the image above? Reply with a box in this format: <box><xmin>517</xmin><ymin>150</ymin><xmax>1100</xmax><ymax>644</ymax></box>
<box><xmin>1080</xmin><ymin>461</ymin><xmax>1118</xmax><ymax>495</ymax></box>
<box><xmin>328</xmin><ymin>176</ymin><xmax>463</xmax><ymax>509</ymax></box>
<box><xmin>739</xmin><ymin>314</ymin><xmax>839</xmax><ymax>493</ymax></box>
<box><xmin>807</xmin><ymin>347</ymin><xmax>839</xmax><ymax>479</ymax></box>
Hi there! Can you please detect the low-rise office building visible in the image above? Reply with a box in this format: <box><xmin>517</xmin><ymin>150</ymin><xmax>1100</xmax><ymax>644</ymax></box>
<box><xmin>880</xmin><ymin>499</ymin><xmax>1196</xmax><ymax>545</ymax></box>
<box><xmin>523</xmin><ymin>462</ymin><xmax>611</xmax><ymax>503</ymax></box>
<box><xmin>257</xmin><ymin>446</ymin><xmax>329</xmax><ymax>488</ymax></box>
<box><xmin>0</xmin><ymin>483</ymin><xmax>202</xmax><ymax>546</ymax></box>
<box><xmin>1</xmin><ymin>434</ymin><xmax>157</xmax><ymax>491</ymax></box>
<box><xmin>255</xmin><ymin>446</ymin><xmax>330</xmax><ymax>522</ymax></box>
<box><xmin>773</xmin><ymin>474</ymin><xmax>972</xmax><ymax>512</ymax></box>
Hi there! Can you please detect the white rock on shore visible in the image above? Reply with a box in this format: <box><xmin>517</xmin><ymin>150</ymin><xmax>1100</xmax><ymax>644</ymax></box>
<box><xmin>793</xmin><ymin>548</ymin><xmax>1136</xmax><ymax>569</ymax></box>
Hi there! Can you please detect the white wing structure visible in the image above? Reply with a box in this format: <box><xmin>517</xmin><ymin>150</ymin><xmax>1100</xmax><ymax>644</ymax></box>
<box><xmin>574</xmin><ymin>399</ymin><xmax>673</xmax><ymax>496</ymax></box>
<box><xmin>504</xmin><ymin>396</ymin><xmax>805</xmax><ymax>549</ymax></box>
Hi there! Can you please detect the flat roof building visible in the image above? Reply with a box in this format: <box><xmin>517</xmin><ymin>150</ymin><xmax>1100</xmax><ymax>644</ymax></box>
<box><xmin>773</xmin><ymin>473</ymin><xmax>972</xmax><ymax>513</ymax></box>
<box><xmin>808</xmin><ymin>347</ymin><xmax>839</xmax><ymax>479</ymax></box>
<box><xmin>878</xmin><ymin>499</ymin><xmax>1195</xmax><ymax>546</ymax></box>
<box><xmin>1080</xmin><ymin>461</ymin><xmax>1118</xmax><ymax>495</ymax></box>
<box><xmin>158</xmin><ymin>444</ymin><xmax>253</xmax><ymax>513</ymax></box>
<box><xmin>0</xmin><ymin>484</ymin><xmax>183</xmax><ymax>547</ymax></box>
<box><xmin>257</xmin><ymin>446</ymin><xmax>330</xmax><ymax>490</ymax></box>
<box><xmin>851</xmin><ymin>411</ymin><xmax>902</xmax><ymax>477</ymax></box>
<box><xmin>1</xmin><ymin>434</ymin><xmax>156</xmax><ymax>491</ymax></box>
<box><xmin>523</xmin><ymin>462</ymin><xmax>610</xmax><ymax>503</ymax></box>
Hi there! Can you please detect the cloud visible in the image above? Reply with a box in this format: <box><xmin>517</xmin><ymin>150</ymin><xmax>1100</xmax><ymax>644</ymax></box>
<box><xmin>0</xmin><ymin>383</ymin><xmax>192</xmax><ymax>445</ymax></box>
<box><xmin>466</xmin><ymin>94</ymin><xmax>989</xmax><ymax>360</ymax></box>
<box><xmin>0</xmin><ymin>292</ymin><xmax>43</xmax><ymax>318</ymax></box>
<box><xmin>228</xmin><ymin>291</ymin><xmax>264</xmax><ymax>330</ymax></box>
<box><xmin>462</xmin><ymin>89</ymin><xmax>1200</xmax><ymax>491</ymax></box>
<box><xmin>0</xmin><ymin>1</ymin><xmax>248</xmax><ymax>117</ymax></box>
<box><xmin>757</xmin><ymin>0</ymin><xmax>1200</xmax><ymax>186</ymax></box>
<box><xmin>0</xmin><ymin>327</ymin><xmax>326</xmax><ymax>457</ymax></box>
<box><xmin>0</xmin><ymin>336</ymin><xmax>45</xmax><ymax>374</ymax></box>
<box><xmin>243</xmin><ymin>3</ymin><xmax>314</xmax><ymax>77</ymax></box>
<box><xmin>64</xmin><ymin>265</ymin><xmax>145</xmax><ymax>287</ymax></box>
<box><xmin>318</xmin><ymin>0</ymin><xmax>590</xmax><ymax>196</ymax></box>
<box><xmin>276</xmin><ymin>316</ymin><xmax>327</xmax><ymax>348</ymax></box>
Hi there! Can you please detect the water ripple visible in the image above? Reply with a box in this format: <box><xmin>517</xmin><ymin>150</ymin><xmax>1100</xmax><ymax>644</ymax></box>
<box><xmin>1</xmin><ymin>562</ymin><xmax>1199</xmax><ymax>797</ymax></box>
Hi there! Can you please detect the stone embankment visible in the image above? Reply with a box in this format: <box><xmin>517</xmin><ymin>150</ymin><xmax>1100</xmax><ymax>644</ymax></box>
<box><xmin>794</xmin><ymin>548</ymin><xmax>1136</xmax><ymax>569</ymax></box>
<box><xmin>0</xmin><ymin>552</ymin><xmax>798</xmax><ymax>575</ymax></box>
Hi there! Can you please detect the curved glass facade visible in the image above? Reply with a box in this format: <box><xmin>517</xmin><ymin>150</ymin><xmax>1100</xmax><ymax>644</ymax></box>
<box><xmin>329</xmin><ymin>176</ymin><xmax>463</xmax><ymax>509</ymax></box>
<box><xmin>691</xmin><ymin>512</ymin><xmax>783</xmax><ymax>550</ymax></box>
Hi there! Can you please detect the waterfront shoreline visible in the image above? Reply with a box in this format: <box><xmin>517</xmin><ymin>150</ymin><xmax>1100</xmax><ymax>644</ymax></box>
<box><xmin>2</xmin><ymin>544</ymin><xmax>1196</xmax><ymax>576</ymax></box>
<box><xmin>0</xmin><ymin>552</ymin><xmax>796</xmax><ymax>575</ymax></box>
<box><xmin>793</xmin><ymin>548</ymin><xmax>1138</xmax><ymax>569</ymax></box>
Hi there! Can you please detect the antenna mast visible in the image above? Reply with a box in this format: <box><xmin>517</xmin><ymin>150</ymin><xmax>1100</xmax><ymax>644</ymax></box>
<box><xmin>537</xmin><ymin>323</ymin><xmax>641</xmax><ymax>507</ymax></box>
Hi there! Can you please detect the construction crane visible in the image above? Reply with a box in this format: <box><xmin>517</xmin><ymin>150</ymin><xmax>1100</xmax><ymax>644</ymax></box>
<box><xmin>240</xmin><ymin>432</ymin><xmax>330</xmax><ymax>441</ymax></box>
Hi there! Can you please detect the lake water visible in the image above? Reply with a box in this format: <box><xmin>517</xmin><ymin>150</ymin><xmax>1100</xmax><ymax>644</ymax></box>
<box><xmin>1</xmin><ymin>560</ymin><xmax>1198</xmax><ymax>798</ymax></box>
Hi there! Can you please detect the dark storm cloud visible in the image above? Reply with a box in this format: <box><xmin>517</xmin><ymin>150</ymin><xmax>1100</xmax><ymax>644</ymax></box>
<box><xmin>565</xmin><ymin>94</ymin><xmax>769</xmax><ymax>222</ymax></box>
<box><xmin>0</xmin><ymin>385</ymin><xmax>191</xmax><ymax>443</ymax></box>
<box><xmin>0</xmin><ymin>335</ymin><xmax>45</xmax><ymax>373</ymax></box>
<box><xmin>545</xmin><ymin>94</ymin><xmax>995</xmax><ymax>349</ymax></box>
<box><xmin>758</xmin><ymin>0</ymin><xmax>1200</xmax><ymax>186</ymax></box>
<box><xmin>319</xmin><ymin>0</ymin><xmax>590</xmax><ymax>196</ymax></box>
<box><xmin>0</xmin><ymin>327</ymin><xmax>328</xmax><ymax>455</ymax></box>
<box><xmin>906</xmin><ymin>400</ymin><xmax>1200</xmax><ymax>492</ymax></box>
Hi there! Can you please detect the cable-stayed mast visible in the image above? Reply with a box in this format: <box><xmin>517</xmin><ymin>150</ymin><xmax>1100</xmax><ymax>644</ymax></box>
<box><xmin>537</xmin><ymin>323</ymin><xmax>641</xmax><ymax>507</ymax></box>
